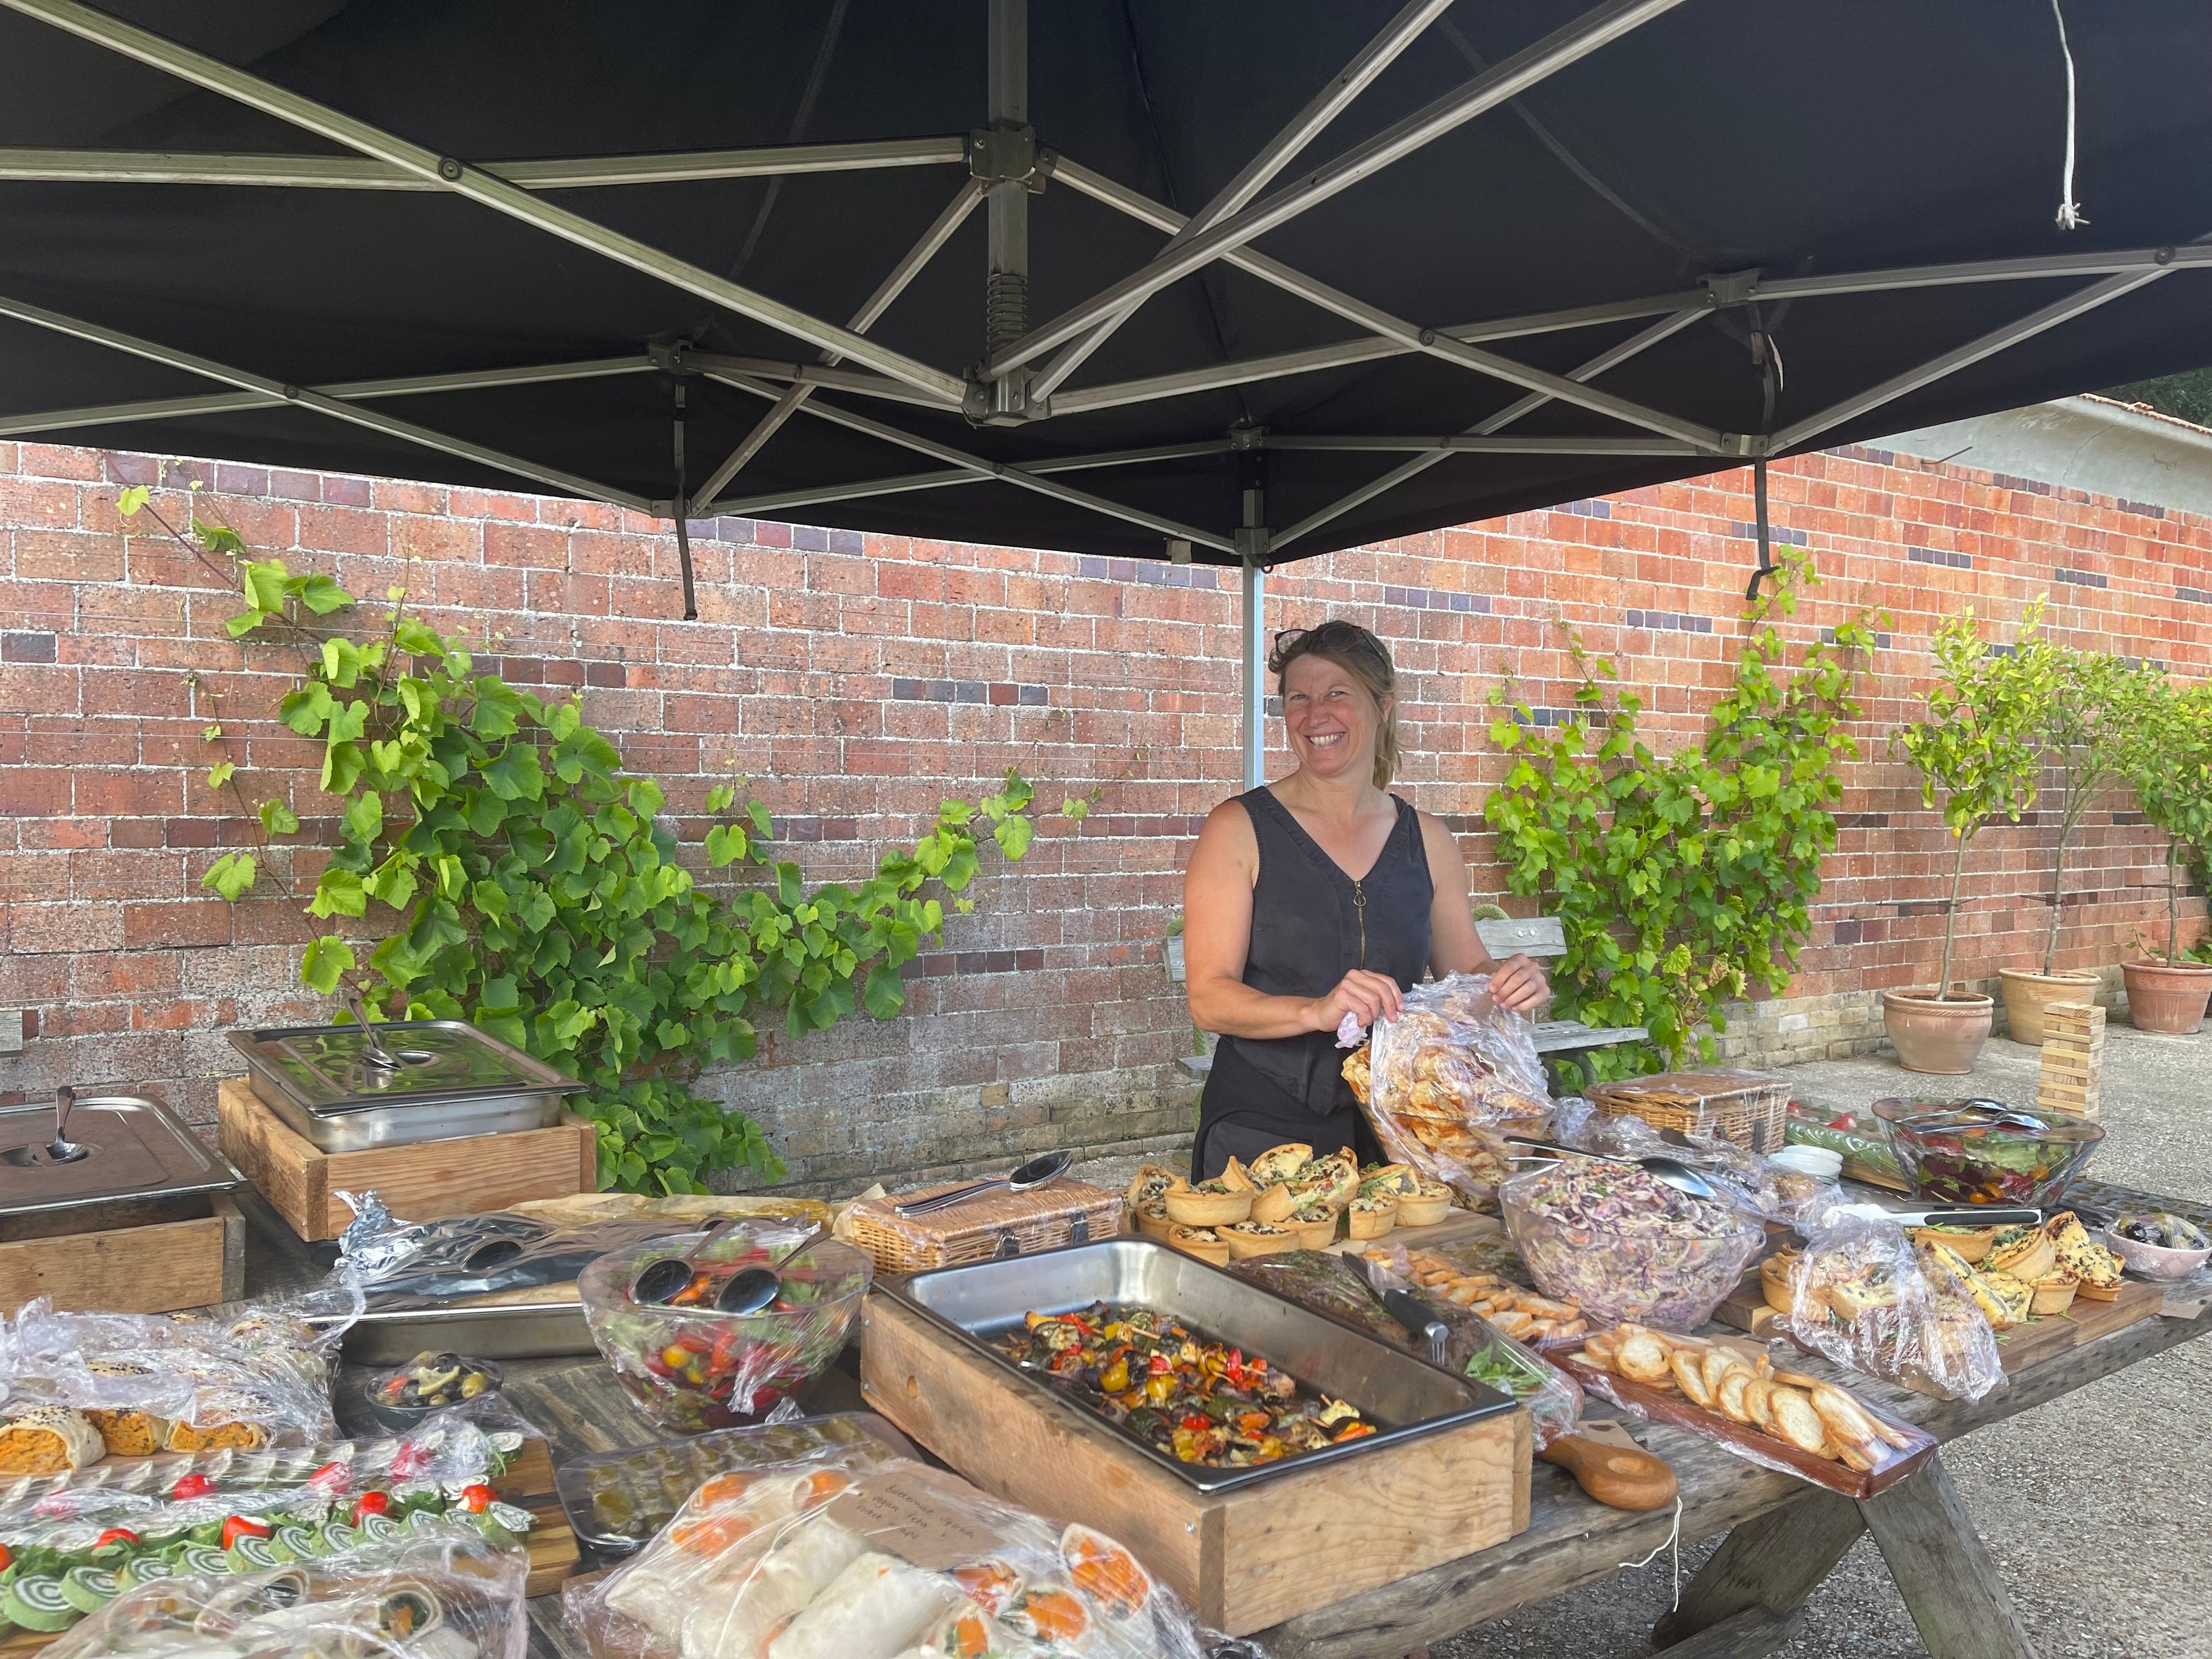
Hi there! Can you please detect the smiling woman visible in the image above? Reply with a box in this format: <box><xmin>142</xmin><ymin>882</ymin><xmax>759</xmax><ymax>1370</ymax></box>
<box><xmin>1180</xmin><ymin>621</ymin><xmax>1550</xmax><ymax>1181</ymax></box>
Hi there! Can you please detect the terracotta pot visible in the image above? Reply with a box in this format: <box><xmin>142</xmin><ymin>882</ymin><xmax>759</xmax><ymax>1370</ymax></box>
<box><xmin>1997</xmin><ymin>968</ymin><xmax>2101</xmax><ymax>1046</ymax></box>
<box><xmin>2121</xmin><ymin>959</ymin><xmax>2212</xmax><ymax>1035</ymax></box>
<box><xmin>1882</xmin><ymin>990</ymin><xmax>1994</xmax><ymax>1074</ymax></box>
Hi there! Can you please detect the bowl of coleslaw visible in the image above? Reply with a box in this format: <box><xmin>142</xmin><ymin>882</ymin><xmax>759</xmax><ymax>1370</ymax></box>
<box><xmin>1499</xmin><ymin>1159</ymin><xmax>1765</xmax><ymax>1327</ymax></box>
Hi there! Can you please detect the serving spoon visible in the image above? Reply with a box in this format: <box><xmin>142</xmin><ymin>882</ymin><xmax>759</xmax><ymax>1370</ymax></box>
<box><xmin>46</xmin><ymin>1085</ymin><xmax>86</xmax><ymax>1165</ymax></box>
<box><xmin>628</xmin><ymin>1216</ymin><xmax>743</xmax><ymax>1305</ymax></box>
<box><xmin>1505</xmin><ymin>1138</ymin><xmax>1722</xmax><ymax>1202</ymax></box>
<box><xmin>894</xmin><ymin>1150</ymin><xmax>1074</xmax><ymax>1217</ymax></box>
<box><xmin>711</xmin><ymin>1224</ymin><xmax>827</xmax><ymax>1316</ymax></box>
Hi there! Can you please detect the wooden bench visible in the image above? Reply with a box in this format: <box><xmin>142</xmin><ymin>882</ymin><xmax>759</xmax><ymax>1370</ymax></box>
<box><xmin>1173</xmin><ymin>915</ymin><xmax>1646</xmax><ymax>1080</ymax></box>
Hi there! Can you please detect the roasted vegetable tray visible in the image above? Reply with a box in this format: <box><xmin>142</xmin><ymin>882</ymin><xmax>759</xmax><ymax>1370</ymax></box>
<box><xmin>552</xmin><ymin>1412</ymin><xmax>915</xmax><ymax>1553</ymax></box>
<box><xmin>883</xmin><ymin>1237</ymin><xmax>1513</xmax><ymax>1494</ymax></box>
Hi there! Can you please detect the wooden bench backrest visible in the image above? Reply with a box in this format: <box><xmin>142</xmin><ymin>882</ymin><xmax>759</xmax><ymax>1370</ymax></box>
<box><xmin>1475</xmin><ymin>915</ymin><xmax>1567</xmax><ymax>961</ymax></box>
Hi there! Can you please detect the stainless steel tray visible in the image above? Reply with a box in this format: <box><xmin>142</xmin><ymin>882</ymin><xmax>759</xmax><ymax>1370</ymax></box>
<box><xmin>326</xmin><ymin>1297</ymin><xmax>595</xmax><ymax>1365</ymax></box>
<box><xmin>889</xmin><ymin>1236</ymin><xmax>1512</xmax><ymax>1493</ymax></box>
<box><xmin>0</xmin><ymin>1094</ymin><xmax>245</xmax><ymax>1236</ymax></box>
<box><xmin>229</xmin><ymin>1020</ymin><xmax>581</xmax><ymax>1152</ymax></box>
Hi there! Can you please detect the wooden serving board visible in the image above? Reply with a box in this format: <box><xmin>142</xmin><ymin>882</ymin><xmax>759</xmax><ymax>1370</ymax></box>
<box><xmin>0</xmin><ymin>1438</ymin><xmax>577</xmax><ymax>1653</ymax></box>
<box><xmin>859</xmin><ymin>1290</ymin><xmax>1529</xmax><ymax>1638</ymax></box>
<box><xmin>1555</xmin><ymin>1347</ymin><xmax>1936</xmax><ymax>1500</ymax></box>
<box><xmin>218</xmin><ymin>1078</ymin><xmax>597</xmax><ymax>1242</ymax></box>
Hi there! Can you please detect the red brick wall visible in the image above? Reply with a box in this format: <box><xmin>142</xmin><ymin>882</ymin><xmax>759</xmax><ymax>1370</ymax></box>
<box><xmin>0</xmin><ymin>435</ymin><xmax>2206</xmax><ymax>1189</ymax></box>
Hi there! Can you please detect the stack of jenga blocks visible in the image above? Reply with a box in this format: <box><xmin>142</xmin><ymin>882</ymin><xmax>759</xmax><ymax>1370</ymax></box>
<box><xmin>2038</xmin><ymin>1001</ymin><xmax>2105</xmax><ymax>1119</ymax></box>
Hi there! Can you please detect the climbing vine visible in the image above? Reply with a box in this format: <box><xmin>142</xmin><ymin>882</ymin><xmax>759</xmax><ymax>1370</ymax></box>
<box><xmin>124</xmin><ymin>483</ymin><xmax>1039</xmax><ymax>1194</ymax></box>
<box><xmin>1484</xmin><ymin>547</ymin><xmax>1886</xmax><ymax>1077</ymax></box>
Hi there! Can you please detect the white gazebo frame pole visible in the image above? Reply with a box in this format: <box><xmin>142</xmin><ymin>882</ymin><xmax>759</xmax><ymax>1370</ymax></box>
<box><xmin>1241</xmin><ymin>562</ymin><xmax>1266</xmax><ymax>794</ymax></box>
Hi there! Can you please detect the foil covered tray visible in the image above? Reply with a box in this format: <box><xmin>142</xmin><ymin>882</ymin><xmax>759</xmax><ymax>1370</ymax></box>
<box><xmin>887</xmin><ymin>1236</ymin><xmax>1514</xmax><ymax>1494</ymax></box>
<box><xmin>0</xmin><ymin>1093</ymin><xmax>245</xmax><ymax>1237</ymax></box>
<box><xmin>229</xmin><ymin>1019</ymin><xmax>581</xmax><ymax>1151</ymax></box>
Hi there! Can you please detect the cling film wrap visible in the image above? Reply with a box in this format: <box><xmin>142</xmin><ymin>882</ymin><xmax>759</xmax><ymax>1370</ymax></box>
<box><xmin>0</xmin><ymin>1275</ymin><xmax>364</xmax><ymax>1451</ymax></box>
<box><xmin>565</xmin><ymin>1452</ymin><xmax>1242</xmax><ymax>1659</ymax></box>
<box><xmin>39</xmin><ymin>1527</ymin><xmax>528</xmax><ymax>1659</ymax></box>
<box><xmin>0</xmin><ymin>1409</ymin><xmax>532</xmax><ymax>1554</ymax></box>
<box><xmin>1357</xmin><ymin>1243</ymin><xmax>1582</xmax><ymax>1450</ymax></box>
<box><xmin>1785</xmin><ymin>1212</ymin><xmax>2003</xmax><ymax>1404</ymax></box>
<box><xmin>1346</xmin><ymin>973</ymin><xmax>1552</xmax><ymax>1206</ymax></box>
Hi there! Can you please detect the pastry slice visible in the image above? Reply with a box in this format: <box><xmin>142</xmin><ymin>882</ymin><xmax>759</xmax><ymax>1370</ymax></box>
<box><xmin>1221</xmin><ymin>1220</ymin><xmax>1296</xmax><ymax>1259</ymax></box>
<box><xmin>1345</xmin><ymin>1194</ymin><xmax>1398</xmax><ymax>1241</ymax></box>
<box><xmin>1246</xmin><ymin>1143</ymin><xmax>1314</xmax><ymax>1187</ymax></box>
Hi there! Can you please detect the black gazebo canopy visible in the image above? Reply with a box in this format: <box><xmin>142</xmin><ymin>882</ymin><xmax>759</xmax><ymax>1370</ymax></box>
<box><xmin>3</xmin><ymin>0</ymin><xmax>2211</xmax><ymax>580</ymax></box>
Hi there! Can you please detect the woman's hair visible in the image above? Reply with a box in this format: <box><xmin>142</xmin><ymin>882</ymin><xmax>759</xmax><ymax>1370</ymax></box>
<box><xmin>1268</xmin><ymin>619</ymin><xmax>1400</xmax><ymax>788</ymax></box>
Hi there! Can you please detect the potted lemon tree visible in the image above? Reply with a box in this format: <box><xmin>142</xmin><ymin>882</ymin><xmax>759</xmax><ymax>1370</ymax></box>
<box><xmin>1889</xmin><ymin>606</ymin><xmax>2051</xmax><ymax>1071</ymax></box>
<box><xmin>2118</xmin><ymin>680</ymin><xmax>2212</xmax><ymax>1034</ymax></box>
<box><xmin>2001</xmin><ymin>644</ymin><xmax>2157</xmax><ymax>1044</ymax></box>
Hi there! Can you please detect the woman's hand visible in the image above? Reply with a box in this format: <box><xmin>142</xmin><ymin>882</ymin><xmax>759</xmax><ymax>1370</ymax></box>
<box><xmin>1305</xmin><ymin>969</ymin><xmax>1405</xmax><ymax>1035</ymax></box>
<box><xmin>1485</xmin><ymin>953</ymin><xmax>1550</xmax><ymax>1016</ymax></box>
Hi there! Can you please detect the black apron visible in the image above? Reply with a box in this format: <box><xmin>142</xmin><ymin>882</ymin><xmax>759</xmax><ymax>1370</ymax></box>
<box><xmin>1192</xmin><ymin>788</ymin><xmax>1433</xmax><ymax>1180</ymax></box>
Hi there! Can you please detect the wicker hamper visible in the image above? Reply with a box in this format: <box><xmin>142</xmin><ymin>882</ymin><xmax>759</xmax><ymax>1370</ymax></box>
<box><xmin>841</xmin><ymin>1179</ymin><xmax>1125</xmax><ymax>1274</ymax></box>
<box><xmin>1588</xmin><ymin>1068</ymin><xmax>1792</xmax><ymax>1152</ymax></box>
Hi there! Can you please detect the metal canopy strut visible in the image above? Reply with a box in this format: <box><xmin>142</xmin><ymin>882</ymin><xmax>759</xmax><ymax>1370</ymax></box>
<box><xmin>0</xmin><ymin>0</ymin><xmax>2193</xmax><ymax>590</ymax></box>
<box><xmin>0</xmin><ymin>290</ymin><xmax>653</xmax><ymax>512</ymax></box>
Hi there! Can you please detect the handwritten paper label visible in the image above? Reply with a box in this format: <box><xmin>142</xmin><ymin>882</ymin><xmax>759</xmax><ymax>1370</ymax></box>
<box><xmin>823</xmin><ymin>1468</ymin><xmax>1006</xmax><ymax>1572</ymax></box>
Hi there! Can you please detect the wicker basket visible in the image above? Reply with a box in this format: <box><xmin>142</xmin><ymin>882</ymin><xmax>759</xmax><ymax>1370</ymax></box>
<box><xmin>841</xmin><ymin>1180</ymin><xmax>1125</xmax><ymax>1275</ymax></box>
<box><xmin>1588</xmin><ymin>1068</ymin><xmax>1791</xmax><ymax>1152</ymax></box>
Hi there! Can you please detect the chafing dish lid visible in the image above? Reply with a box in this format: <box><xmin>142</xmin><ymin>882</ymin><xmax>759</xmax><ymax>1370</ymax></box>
<box><xmin>227</xmin><ymin>1019</ymin><xmax>581</xmax><ymax>1115</ymax></box>
<box><xmin>0</xmin><ymin>1094</ymin><xmax>245</xmax><ymax>1215</ymax></box>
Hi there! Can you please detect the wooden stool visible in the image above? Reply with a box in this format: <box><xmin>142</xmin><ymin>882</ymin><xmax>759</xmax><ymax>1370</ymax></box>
<box><xmin>2038</xmin><ymin>1001</ymin><xmax>2104</xmax><ymax>1119</ymax></box>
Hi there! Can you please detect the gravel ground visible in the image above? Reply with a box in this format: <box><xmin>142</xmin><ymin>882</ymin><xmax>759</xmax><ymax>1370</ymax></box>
<box><xmin>1076</xmin><ymin>1023</ymin><xmax>2212</xmax><ymax>1657</ymax></box>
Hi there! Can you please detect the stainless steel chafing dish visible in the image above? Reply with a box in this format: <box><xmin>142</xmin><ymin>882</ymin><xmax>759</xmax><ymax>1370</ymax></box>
<box><xmin>0</xmin><ymin>1089</ymin><xmax>245</xmax><ymax>1240</ymax></box>
<box><xmin>886</xmin><ymin>1235</ymin><xmax>1512</xmax><ymax>1493</ymax></box>
<box><xmin>228</xmin><ymin>1017</ymin><xmax>581</xmax><ymax>1152</ymax></box>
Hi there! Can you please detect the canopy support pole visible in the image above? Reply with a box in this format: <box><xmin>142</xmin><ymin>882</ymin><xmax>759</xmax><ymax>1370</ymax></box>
<box><xmin>1745</xmin><ymin>456</ymin><xmax>1774</xmax><ymax>601</ymax></box>
<box><xmin>1241</xmin><ymin>561</ymin><xmax>1267</xmax><ymax>793</ymax></box>
<box><xmin>1237</xmin><ymin>429</ymin><xmax>1270</xmax><ymax>792</ymax></box>
<box><xmin>973</xmin><ymin>0</ymin><xmax>1035</xmax><ymax>422</ymax></box>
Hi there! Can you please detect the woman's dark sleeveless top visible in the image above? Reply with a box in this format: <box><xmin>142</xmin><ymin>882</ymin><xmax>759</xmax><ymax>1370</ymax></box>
<box><xmin>1192</xmin><ymin>788</ymin><xmax>1433</xmax><ymax>1180</ymax></box>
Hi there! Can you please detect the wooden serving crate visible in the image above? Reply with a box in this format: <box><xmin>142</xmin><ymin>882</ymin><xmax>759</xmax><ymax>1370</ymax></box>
<box><xmin>218</xmin><ymin>1077</ymin><xmax>597</xmax><ymax>1241</ymax></box>
<box><xmin>859</xmin><ymin>1290</ymin><xmax>1530</xmax><ymax>1637</ymax></box>
<box><xmin>0</xmin><ymin>1194</ymin><xmax>244</xmax><ymax>1314</ymax></box>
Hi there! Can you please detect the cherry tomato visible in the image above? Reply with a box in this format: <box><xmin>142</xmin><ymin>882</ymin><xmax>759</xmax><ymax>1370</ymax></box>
<box><xmin>661</xmin><ymin>1344</ymin><xmax>694</xmax><ymax>1370</ymax></box>
<box><xmin>459</xmin><ymin>1483</ymin><xmax>496</xmax><ymax>1515</ymax></box>
<box><xmin>0</xmin><ymin>1544</ymin><xmax>12</xmax><ymax>1572</ymax></box>
<box><xmin>221</xmin><ymin>1516</ymin><xmax>272</xmax><ymax>1550</ymax></box>
<box><xmin>353</xmin><ymin>1492</ymin><xmax>391</xmax><ymax>1521</ymax></box>
<box><xmin>307</xmin><ymin>1461</ymin><xmax>352</xmax><ymax>1493</ymax></box>
<box><xmin>171</xmin><ymin>1474</ymin><xmax>214</xmax><ymax>1501</ymax></box>
<box><xmin>709</xmin><ymin>1331</ymin><xmax>749</xmax><ymax>1374</ymax></box>
<box><xmin>390</xmin><ymin>1443</ymin><xmax>432</xmax><ymax>1479</ymax></box>
<box><xmin>94</xmin><ymin>1528</ymin><xmax>139</xmax><ymax>1549</ymax></box>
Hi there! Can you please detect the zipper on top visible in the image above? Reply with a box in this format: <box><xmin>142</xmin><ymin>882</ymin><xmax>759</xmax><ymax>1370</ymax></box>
<box><xmin>1351</xmin><ymin>879</ymin><xmax>1368</xmax><ymax>967</ymax></box>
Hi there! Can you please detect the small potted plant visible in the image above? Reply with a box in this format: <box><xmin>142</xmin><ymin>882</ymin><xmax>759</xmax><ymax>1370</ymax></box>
<box><xmin>2000</xmin><ymin>645</ymin><xmax>2156</xmax><ymax>1044</ymax></box>
<box><xmin>1888</xmin><ymin>606</ymin><xmax>2051</xmax><ymax>1071</ymax></box>
<box><xmin>2117</xmin><ymin>681</ymin><xmax>2212</xmax><ymax>1034</ymax></box>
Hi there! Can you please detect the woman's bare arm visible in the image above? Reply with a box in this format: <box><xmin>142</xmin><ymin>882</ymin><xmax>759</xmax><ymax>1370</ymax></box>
<box><xmin>1184</xmin><ymin>800</ymin><xmax>1403</xmax><ymax>1038</ymax></box>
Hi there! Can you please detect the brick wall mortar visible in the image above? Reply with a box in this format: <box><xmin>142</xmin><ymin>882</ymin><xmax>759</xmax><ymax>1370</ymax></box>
<box><xmin>0</xmin><ymin>438</ymin><xmax>2206</xmax><ymax>1188</ymax></box>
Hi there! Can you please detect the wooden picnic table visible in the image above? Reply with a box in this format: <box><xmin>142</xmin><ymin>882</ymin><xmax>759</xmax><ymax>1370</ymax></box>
<box><xmin>250</xmin><ymin>1184</ymin><xmax>2209</xmax><ymax>1659</ymax></box>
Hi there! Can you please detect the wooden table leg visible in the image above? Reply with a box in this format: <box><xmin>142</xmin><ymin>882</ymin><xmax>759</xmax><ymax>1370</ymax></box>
<box><xmin>1858</xmin><ymin>1458</ymin><xmax>2039</xmax><ymax>1659</ymax></box>
<box><xmin>1651</xmin><ymin>1488</ymin><xmax>1866</xmax><ymax>1652</ymax></box>
<box><xmin>1653</xmin><ymin>1454</ymin><xmax>2037</xmax><ymax>1659</ymax></box>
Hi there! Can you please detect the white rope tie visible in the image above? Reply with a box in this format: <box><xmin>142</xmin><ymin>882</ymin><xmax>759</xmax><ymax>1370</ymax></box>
<box><xmin>2050</xmin><ymin>0</ymin><xmax>2087</xmax><ymax>229</ymax></box>
<box><xmin>1618</xmin><ymin>1496</ymin><xmax>1686</xmax><ymax>1610</ymax></box>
